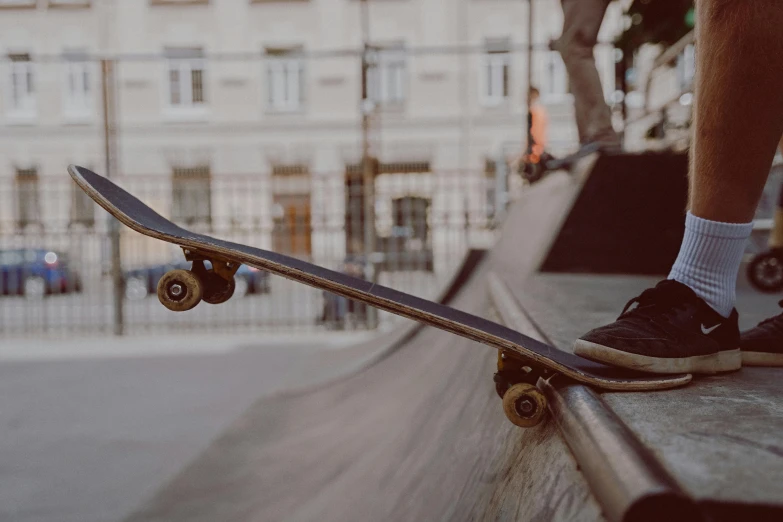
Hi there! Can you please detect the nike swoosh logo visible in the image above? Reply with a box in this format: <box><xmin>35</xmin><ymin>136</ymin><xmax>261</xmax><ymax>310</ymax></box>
<box><xmin>701</xmin><ymin>323</ymin><xmax>721</xmax><ymax>335</ymax></box>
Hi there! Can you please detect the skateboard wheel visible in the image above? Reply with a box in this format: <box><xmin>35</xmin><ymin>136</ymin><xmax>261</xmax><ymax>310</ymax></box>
<box><xmin>201</xmin><ymin>270</ymin><xmax>236</xmax><ymax>305</ymax></box>
<box><xmin>157</xmin><ymin>269</ymin><xmax>203</xmax><ymax>312</ymax></box>
<box><xmin>502</xmin><ymin>383</ymin><xmax>547</xmax><ymax>428</ymax></box>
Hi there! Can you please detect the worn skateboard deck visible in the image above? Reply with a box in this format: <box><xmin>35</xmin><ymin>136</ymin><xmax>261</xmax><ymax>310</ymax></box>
<box><xmin>69</xmin><ymin>165</ymin><xmax>690</xmax><ymax>393</ymax></box>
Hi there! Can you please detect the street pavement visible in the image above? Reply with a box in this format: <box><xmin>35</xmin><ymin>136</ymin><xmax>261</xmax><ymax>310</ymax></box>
<box><xmin>0</xmin><ymin>330</ymin><xmax>380</xmax><ymax>522</ymax></box>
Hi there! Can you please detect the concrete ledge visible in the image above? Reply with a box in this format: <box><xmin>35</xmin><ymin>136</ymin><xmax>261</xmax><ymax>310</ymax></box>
<box><xmin>511</xmin><ymin>273</ymin><xmax>783</xmax><ymax>513</ymax></box>
<box><xmin>487</xmin><ymin>271</ymin><xmax>699</xmax><ymax>522</ymax></box>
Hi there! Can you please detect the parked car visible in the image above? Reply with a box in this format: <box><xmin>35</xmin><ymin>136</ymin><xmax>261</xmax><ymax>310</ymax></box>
<box><xmin>123</xmin><ymin>260</ymin><xmax>271</xmax><ymax>301</ymax></box>
<box><xmin>0</xmin><ymin>248</ymin><xmax>82</xmax><ymax>297</ymax></box>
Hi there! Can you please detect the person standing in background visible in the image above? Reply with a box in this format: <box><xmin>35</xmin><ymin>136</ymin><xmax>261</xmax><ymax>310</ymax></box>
<box><xmin>511</xmin><ymin>87</ymin><xmax>551</xmax><ymax>182</ymax></box>
<box><xmin>528</xmin><ymin>87</ymin><xmax>549</xmax><ymax>165</ymax></box>
<box><xmin>551</xmin><ymin>0</ymin><xmax>621</xmax><ymax>151</ymax></box>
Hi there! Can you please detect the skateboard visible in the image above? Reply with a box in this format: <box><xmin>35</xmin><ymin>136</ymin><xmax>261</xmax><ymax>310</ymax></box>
<box><xmin>543</xmin><ymin>142</ymin><xmax>601</xmax><ymax>172</ymax></box>
<box><xmin>518</xmin><ymin>143</ymin><xmax>600</xmax><ymax>184</ymax></box>
<box><xmin>69</xmin><ymin>165</ymin><xmax>691</xmax><ymax>428</ymax></box>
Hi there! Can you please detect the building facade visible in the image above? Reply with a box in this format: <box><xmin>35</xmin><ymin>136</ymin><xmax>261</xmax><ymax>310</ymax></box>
<box><xmin>0</xmin><ymin>0</ymin><xmax>623</xmax><ymax>272</ymax></box>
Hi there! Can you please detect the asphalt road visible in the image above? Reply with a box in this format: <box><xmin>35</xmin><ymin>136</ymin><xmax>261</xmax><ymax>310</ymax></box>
<box><xmin>0</xmin><ymin>334</ymin><xmax>378</xmax><ymax>522</ymax></box>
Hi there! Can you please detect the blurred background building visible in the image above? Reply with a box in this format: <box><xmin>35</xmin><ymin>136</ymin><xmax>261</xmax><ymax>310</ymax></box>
<box><xmin>0</xmin><ymin>0</ymin><xmax>657</xmax><ymax>336</ymax></box>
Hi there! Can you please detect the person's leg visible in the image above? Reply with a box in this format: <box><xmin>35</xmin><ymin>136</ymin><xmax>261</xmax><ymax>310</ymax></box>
<box><xmin>574</xmin><ymin>0</ymin><xmax>783</xmax><ymax>373</ymax></box>
<box><xmin>741</xmin><ymin>135</ymin><xmax>783</xmax><ymax>367</ymax></box>
<box><xmin>669</xmin><ymin>0</ymin><xmax>783</xmax><ymax>316</ymax></box>
<box><xmin>766</xmin><ymin>136</ymin><xmax>783</xmax><ymax>249</ymax></box>
<box><xmin>554</xmin><ymin>0</ymin><xmax>619</xmax><ymax>147</ymax></box>
<box><xmin>689</xmin><ymin>2</ymin><xmax>783</xmax><ymax>224</ymax></box>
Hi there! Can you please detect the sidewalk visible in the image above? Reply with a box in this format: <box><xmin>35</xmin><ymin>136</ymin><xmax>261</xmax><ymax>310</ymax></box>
<box><xmin>0</xmin><ymin>322</ymin><xmax>401</xmax><ymax>522</ymax></box>
<box><xmin>0</xmin><ymin>329</ymin><xmax>382</xmax><ymax>361</ymax></box>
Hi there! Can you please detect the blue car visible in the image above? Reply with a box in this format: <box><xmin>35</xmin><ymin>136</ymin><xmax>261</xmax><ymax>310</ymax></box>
<box><xmin>0</xmin><ymin>249</ymin><xmax>82</xmax><ymax>297</ymax></box>
<box><xmin>123</xmin><ymin>260</ymin><xmax>271</xmax><ymax>300</ymax></box>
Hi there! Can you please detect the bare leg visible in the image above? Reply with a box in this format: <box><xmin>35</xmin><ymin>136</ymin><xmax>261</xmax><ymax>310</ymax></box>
<box><xmin>690</xmin><ymin>0</ymin><xmax>783</xmax><ymax>223</ymax></box>
<box><xmin>767</xmin><ymin>135</ymin><xmax>783</xmax><ymax>248</ymax></box>
<box><xmin>574</xmin><ymin>1</ymin><xmax>783</xmax><ymax>373</ymax></box>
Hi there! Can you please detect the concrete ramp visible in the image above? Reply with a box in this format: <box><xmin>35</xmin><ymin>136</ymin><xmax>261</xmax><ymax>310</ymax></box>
<box><xmin>541</xmin><ymin>152</ymin><xmax>689</xmax><ymax>275</ymax></box>
<box><xmin>123</xmin><ymin>174</ymin><xmax>599</xmax><ymax>522</ymax></box>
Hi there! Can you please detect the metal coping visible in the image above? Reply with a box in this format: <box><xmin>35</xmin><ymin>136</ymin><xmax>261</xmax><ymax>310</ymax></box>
<box><xmin>486</xmin><ymin>271</ymin><xmax>703</xmax><ymax>522</ymax></box>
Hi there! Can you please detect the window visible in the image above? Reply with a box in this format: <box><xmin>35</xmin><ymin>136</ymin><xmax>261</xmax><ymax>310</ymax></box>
<box><xmin>392</xmin><ymin>196</ymin><xmax>428</xmax><ymax>241</ymax></box>
<box><xmin>63</xmin><ymin>52</ymin><xmax>93</xmax><ymax>119</ymax></box>
<box><xmin>151</xmin><ymin>0</ymin><xmax>208</xmax><ymax>4</ymax></box>
<box><xmin>480</xmin><ymin>39</ymin><xmax>510</xmax><ymax>107</ymax></box>
<box><xmin>49</xmin><ymin>0</ymin><xmax>92</xmax><ymax>6</ymax></box>
<box><xmin>7</xmin><ymin>53</ymin><xmax>35</xmax><ymax>118</ymax></box>
<box><xmin>367</xmin><ymin>45</ymin><xmax>406</xmax><ymax>107</ymax></box>
<box><xmin>171</xmin><ymin>165</ymin><xmax>211</xmax><ymax>226</ymax></box>
<box><xmin>539</xmin><ymin>51</ymin><xmax>569</xmax><ymax>100</ymax></box>
<box><xmin>71</xmin><ymin>178</ymin><xmax>95</xmax><ymax>227</ymax></box>
<box><xmin>15</xmin><ymin>167</ymin><xmax>40</xmax><ymax>229</ymax></box>
<box><xmin>0</xmin><ymin>1</ymin><xmax>36</xmax><ymax>7</ymax></box>
<box><xmin>376</xmin><ymin>196</ymin><xmax>433</xmax><ymax>272</ymax></box>
<box><xmin>265</xmin><ymin>48</ymin><xmax>304</xmax><ymax>112</ymax></box>
<box><xmin>165</xmin><ymin>48</ymin><xmax>206</xmax><ymax>110</ymax></box>
<box><xmin>271</xmin><ymin>163</ymin><xmax>312</xmax><ymax>256</ymax></box>
<box><xmin>272</xmin><ymin>194</ymin><xmax>312</xmax><ymax>256</ymax></box>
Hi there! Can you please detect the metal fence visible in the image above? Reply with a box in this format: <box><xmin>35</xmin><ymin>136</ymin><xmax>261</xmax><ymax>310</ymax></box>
<box><xmin>0</xmin><ymin>167</ymin><xmax>500</xmax><ymax>337</ymax></box>
<box><xmin>0</xmin><ymin>39</ymin><xmax>616</xmax><ymax>337</ymax></box>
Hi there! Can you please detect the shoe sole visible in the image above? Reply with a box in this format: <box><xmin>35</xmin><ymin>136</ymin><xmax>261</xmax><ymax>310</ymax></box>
<box><xmin>574</xmin><ymin>340</ymin><xmax>741</xmax><ymax>375</ymax></box>
<box><xmin>742</xmin><ymin>351</ymin><xmax>783</xmax><ymax>367</ymax></box>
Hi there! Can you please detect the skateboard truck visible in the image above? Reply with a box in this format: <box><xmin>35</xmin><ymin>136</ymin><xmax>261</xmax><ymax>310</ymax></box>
<box><xmin>156</xmin><ymin>248</ymin><xmax>241</xmax><ymax>311</ymax></box>
<box><xmin>494</xmin><ymin>350</ymin><xmax>551</xmax><ymax>428</ymax></box>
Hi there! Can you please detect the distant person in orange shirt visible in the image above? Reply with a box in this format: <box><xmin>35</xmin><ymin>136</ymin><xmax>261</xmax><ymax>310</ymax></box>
<box><xmin>528</xmin><ymin>87</ymin><xmax>549</xmax><ymax>164</ymax></box>
<box><xmin>512</xmin><ymin>87</ymin><xmax>553</xmax><ymax>183</ymax></box>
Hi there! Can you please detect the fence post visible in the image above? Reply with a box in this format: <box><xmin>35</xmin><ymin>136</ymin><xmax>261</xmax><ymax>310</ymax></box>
<box><xmin>101</xmin><ymin>58</ymin><xmax>124</xmax><ymax>336</ymax></box>
<box><xmin>360</xmin><ymin>0</ymin><xmax>378</xmax><ymax>329</ymax></box>
<box><xmin>494</xmin><ymin>149</ymin><xmax>509</xmax><ymax>225</ymax></box>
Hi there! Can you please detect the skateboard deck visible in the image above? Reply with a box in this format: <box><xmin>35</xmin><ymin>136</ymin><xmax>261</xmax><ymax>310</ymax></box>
<box><xmin>544</xmin><ymin>142</ymin><xmax>601</xmax><ymax>172</ymax></box>
<box><xmin>69</xmin><ymin>165</ymin><xmax>690</xmax><ymax>427</ymax></box>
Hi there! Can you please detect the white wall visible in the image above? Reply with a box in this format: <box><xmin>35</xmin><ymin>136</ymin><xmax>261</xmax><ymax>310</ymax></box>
<box><xmin>0</xmin><ymin>0</ymin><xmax>624</xmax><ymax>267</ymax></box>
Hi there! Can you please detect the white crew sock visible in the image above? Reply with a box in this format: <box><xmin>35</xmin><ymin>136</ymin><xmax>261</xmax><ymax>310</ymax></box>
<box><xmin>668</xmin><ymin>212</ymin><xmax>753</xmax><ymax>318</ymax></box>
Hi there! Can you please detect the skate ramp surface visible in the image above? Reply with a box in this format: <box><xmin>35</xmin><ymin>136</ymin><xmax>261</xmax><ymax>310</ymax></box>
<box><xmin>124</xmin><ymin>173</ymin><xmax>603</xmax><ymax>522</ymax></box>
<box><xmin>541</xmin><ymin>151</ymin><xmax>689</xmax><ymax>275</ymax></box>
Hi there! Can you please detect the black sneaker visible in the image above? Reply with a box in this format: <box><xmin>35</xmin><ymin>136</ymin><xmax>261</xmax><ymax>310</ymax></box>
<box><xmin>573</xmin><ymin>280</ymin><xmax>741</xmax><ymax>374</ymax></box>
<box><xmin>740</xmin><ymin>301</ymin><xmax>783</xmax><ymax>367</ymax></box>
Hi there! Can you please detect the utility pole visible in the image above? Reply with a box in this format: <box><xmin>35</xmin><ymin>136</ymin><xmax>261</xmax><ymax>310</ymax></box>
<box><xmin>101</xmin><ymin>58</ymin><xmax>124</xmax><ymax>336</ymax></box>
<box><xmin>360</xmin><ymin>0</ymin><xmax>378</xmax><ymax>328</ymax></box>
<box><xmin>457</xmin><ymin>0</ymin><xmax>470</xmax><ymax>170</ymax></box>
<box><xmin>526</xmin><ymin>0</ymin><xmax>535</xmax><ymax>150</ymax></box>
